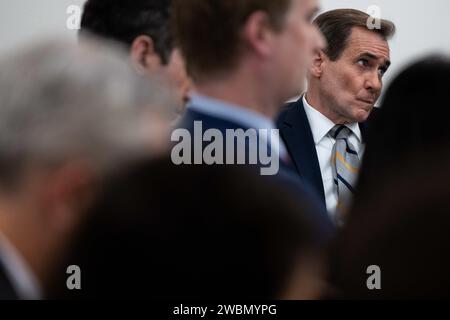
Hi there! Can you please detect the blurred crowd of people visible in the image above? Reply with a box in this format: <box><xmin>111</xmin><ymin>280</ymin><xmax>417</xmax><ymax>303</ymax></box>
<box><xmin>0</xmin><ymin>0</ymin><xmax>449</xmax><ymax>300</ymax></box>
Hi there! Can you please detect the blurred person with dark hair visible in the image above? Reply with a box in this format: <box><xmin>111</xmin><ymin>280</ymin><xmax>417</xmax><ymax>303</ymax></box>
<box><xmin>171</xmin><ymin>0</ymin><xmax>334</xmax><ymax>232</ymax></box>
<box><xmin>0</xmin><ymin>38</ymin><xmax>175</xmax><ymax>299</ymax></box>
<box><xmin>173</xmin><ymin>0</ymin><xmax>323</xmax><ymax>129</ymax></box>
<box><xmin>354</xmin><ymin>56</ymin><xmax>450</xmax><ymax>210</ymax></box>
<box><xmin>328</xmin><ymin>153</ymin><xmax>450</xmax><ymax>299</ymax></box>
<box><xmin>277</xmin><ymin>9</ymin><xmax>395</xmax><ymax>224</ymax></box>
<box><xmin>49</xmin><ymin>158</ymin><xmax>329</xmax><ymax>299</ymax></box>
<box><xmin>80</xmin><ymin>0</ymin><xmax>192</xmax><ymax>115</ymax></box>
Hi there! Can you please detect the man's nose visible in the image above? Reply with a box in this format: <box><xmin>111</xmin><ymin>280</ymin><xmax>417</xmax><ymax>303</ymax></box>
<box><xmin>365</xmin><ymin>71</ymin><xmax>382</xmax><ymax>94</ymax></box>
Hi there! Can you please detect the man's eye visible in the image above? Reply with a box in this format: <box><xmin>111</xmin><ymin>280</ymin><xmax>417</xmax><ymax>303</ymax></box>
<box><xmin>357</xmin><ymin>59</ymin><xmax>369</xmax><ymax>67</ymax></box>
<box><xmin>378</xmin><ymin>68</ymin><xmax>387</xmax><ymax>77</ymax></box>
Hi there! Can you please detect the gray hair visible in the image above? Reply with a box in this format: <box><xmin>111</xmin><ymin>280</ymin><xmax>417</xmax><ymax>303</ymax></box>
<box><xmin>0</xmin><ymin>37</ymin><xmax>176</xmax><ymax>188</ymax></box>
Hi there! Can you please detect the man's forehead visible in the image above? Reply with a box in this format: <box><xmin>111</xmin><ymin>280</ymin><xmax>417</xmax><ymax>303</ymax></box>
<box><xmin>296</xmin><ymin>0</ymin><xmax>319</xmax><ymax>11</ymax></box>
<box><xmin>346</xmin><ymin>27</ymin><xmax>391</xmax><ymax>59</ymax></box>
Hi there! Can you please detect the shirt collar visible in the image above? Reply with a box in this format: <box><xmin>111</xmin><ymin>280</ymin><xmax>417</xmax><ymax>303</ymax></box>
<box><xmin>187</xmin><ymin>92</ymin><xmax>287</xmax><ymax>160</ymax></box>
<box><xmin>188</xmin><ymin>93</ymin><xmax>277</xmax><ymax>131</ymax></box>
<box><xmin>302</xmin><ymin>94</ymin><xmax>362</xmax><ymax>144</ymax></box>
<box><xmin>0</xmin><ymin>231</ymin><xmax>42</xmax><ymax>300</ymax></box>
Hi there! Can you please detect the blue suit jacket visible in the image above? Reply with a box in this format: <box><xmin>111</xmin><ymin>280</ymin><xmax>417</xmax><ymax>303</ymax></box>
<box><xmin>276</xmin><ymin>98</ymin><xmax>375</xmax><ymax>206</ymax></box>
<box><xmin>177</xmin><ymin>108</ymin><xmax>336</xmax><ymax>240</ymax></box>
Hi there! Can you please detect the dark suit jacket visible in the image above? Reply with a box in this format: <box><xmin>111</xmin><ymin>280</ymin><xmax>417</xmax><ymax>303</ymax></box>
<box><xmin>0</xmin><ymin>258</ymin><xmax>18</xmax><ymax>300</ymax></box>
<box><xmin>276</xmin><ymin>98</ymin><xmax>375</xmax><ymax>206</ymax></box>
<box><xmin>176</xmin><ymin>108</ymin><xmax>336</xmax><ymax>239</ymax></box>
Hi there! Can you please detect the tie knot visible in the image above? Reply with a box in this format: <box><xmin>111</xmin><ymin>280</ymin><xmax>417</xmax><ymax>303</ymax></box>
<box><xmin>330</xmin><ymin>125</ymin><xmax>351</xmax><ymax>140</ymax></box>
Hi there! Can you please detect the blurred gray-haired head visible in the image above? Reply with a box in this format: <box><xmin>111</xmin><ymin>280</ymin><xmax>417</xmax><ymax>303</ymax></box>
<box><xmin>0</xmin><ymin>37</ymin><xmax>176</xmax><ymax>189</ymax></box>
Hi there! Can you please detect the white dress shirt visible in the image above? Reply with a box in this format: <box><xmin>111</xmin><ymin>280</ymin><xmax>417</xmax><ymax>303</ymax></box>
<box><xmin>0</xmin><ymin>232</ymin><xmax>42</xmax><ymax>300</ymax></box>
<box><xmin>302</xmin><ymin>95</ymin><xmax>364</xmax><ymax>218</ymax></box>
<box><xmin>187</xmin><ymin>93</ymin><xmax>288</xmax><ymax>161</ymax></box>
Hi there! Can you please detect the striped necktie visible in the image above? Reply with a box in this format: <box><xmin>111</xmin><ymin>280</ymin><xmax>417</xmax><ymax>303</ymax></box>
<box><xmin>330</xmin><ymin>125</ymin><xmax>361</xmax><ymax>225</ymax></box>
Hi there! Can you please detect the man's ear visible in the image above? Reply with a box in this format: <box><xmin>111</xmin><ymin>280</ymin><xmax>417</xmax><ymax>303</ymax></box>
<box><xmin>41</xmin><ymin>162</ymin><xmax>96</xmax><ymax>234</ymax></box>
<box><xmin>241</xmin><ymin>11</ymin><xmax>275</xmax><ymax>58</ymax></box>
<box><xmin>130</xmin><ymin>35</ymin><xmax>163</xmax><ymax>74</ymax></box>
<box><xmin>309</xmin><ymin>49</ymin><xmax>326</xmax><ymax>78</ymax></box>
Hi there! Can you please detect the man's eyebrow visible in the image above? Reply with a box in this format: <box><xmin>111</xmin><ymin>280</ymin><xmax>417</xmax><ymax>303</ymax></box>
<box><xmin>359</xmin><ymin>52</ymin><xmax>391</xmax><ymax>68</ymax></box>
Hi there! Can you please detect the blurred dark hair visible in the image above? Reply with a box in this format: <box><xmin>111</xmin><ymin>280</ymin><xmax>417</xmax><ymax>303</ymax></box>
<box><xmin>314</xmin><ymin>9</ymin><xmax>395</xmax><ymax>61</ymax></box>
<box><xmin>80</xmin><ymin>0</ymin><xmax>174</xmax><ymax>64</ymax></box>
<box><xmin>355</xmin><ymin>55</ymin><xmax>450</xmax><ymax>206</ymax></box>
<box><xmin>172</xmin><ymin>0</ymin><xmax>292</xmax><ymax>81</ymax></box>
<box><xmin>329</xmin><ymin>153</ymin><xmax>450</xmax><ymax>299</ymax></box>
<box><xmin>48</xmin><ymin>157</ymin><xmax>324</xmax><ymax>299</ymax></box>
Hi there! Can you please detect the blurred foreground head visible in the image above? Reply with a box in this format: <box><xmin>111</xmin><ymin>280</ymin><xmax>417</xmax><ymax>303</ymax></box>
<box><xmin>0</xmin><ymin>38</ymin><xmax>175</xmax><ymax>299</ymax></box>
<box><xmin>50</xmin><ymin>159</ymin><xmax>328</xmax><ymax>299</ymax></box>
<box><xmin>355</xmin><ymin>55</ymin><xmax>450</xmax><ymax>207</ymax></box>
<box><xmin>172</xmin><ymin>0</ymin><xmax>324</xmax><ymax>115</ymax></box>
<box><xmin>330</xmin><ymin>154</ymin><xmax>450</xmax><ymax>299</ymax></box>
<box><xmin>332</xmin><ymin>56</ymin><xmax>450</xmax><ymax>298</ymax></box>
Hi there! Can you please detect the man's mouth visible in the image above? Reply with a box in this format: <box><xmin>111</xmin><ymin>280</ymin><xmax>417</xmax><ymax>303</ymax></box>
<box><xmin>358</xmin><ymin>98</ymin><xmax>376</xmax><ymax>105</ymax></box>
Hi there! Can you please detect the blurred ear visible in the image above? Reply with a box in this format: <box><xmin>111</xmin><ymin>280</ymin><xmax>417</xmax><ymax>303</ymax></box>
<box><xmin>241</xmin><ymin>11</ymin><xmax>276</xmax><ymax>58</ymax></box>
<box><xmin>309</xmin><ymin>49</ymin><xmax>326</xmax><ymax>78</ymax></box>
<box><xmin>130</xmin><ymin>35</ymin><xmax>163</xmax><ymax>74</ymax></box>
<box><xmin>41</xmin><ymin>162</ymin><xmax>96</xmax><ymax>234</ymax></box>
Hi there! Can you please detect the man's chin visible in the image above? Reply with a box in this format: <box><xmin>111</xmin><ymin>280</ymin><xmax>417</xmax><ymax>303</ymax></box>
<box><xmin>353</xmin><ymin>107</ymin><xmax>372</xmax><ymax>123</ymax></box>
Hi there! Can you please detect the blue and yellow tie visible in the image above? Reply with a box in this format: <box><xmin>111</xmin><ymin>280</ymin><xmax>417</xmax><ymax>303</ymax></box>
<box><xmin>330</xmin><ymin>125</ymin><xmax>360</xmax><ymax>225</ymax></box>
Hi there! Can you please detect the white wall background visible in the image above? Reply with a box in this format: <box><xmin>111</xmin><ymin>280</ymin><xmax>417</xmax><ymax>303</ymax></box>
<box><xmin>0</xmin><ymin>0</ymin><xmax>449</xmax><ymax>88</ymax></box>
<box><xmin>0</xmin><ymin>1</ymin><xmax>85</xmax><ymax>54</ymax></box>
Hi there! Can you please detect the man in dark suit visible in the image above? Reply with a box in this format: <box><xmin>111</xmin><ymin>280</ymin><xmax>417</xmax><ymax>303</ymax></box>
<box><xmin>171</xmin><ymin>0</ymin><xmax>335</xmax><ymax>235</ymax></box>
<box><xmin>277</xmin><ymin>9</ymin><xmax>395</xmax><ymax>224</ymax></box>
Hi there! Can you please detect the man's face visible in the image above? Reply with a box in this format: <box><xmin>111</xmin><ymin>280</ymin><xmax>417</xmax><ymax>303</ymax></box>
<box><xmin>164</xmin><ymin>48</ymin><xmax>193</xmax><ymax>108</ymax></box>
<box><xmin>274</xmin><ymin>0</ymin><xmax>325</xmax><ymax>100</ymax></box>
<box><xmin>318</xmin><ymin>27</ymin><xmax>391</xmax><ymax>123</ymax></box>
<box><xmin>136</xmin><ymin>44</ymin><xmax>192</xmax><ymax>114</ymax></box>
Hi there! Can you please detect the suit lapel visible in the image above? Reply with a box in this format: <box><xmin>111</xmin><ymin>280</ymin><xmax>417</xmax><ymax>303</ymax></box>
<box><xmin>278</xmin><ymin>99</ymin><xmax>326</xmax><ymax>203</ymax></box>
<box><xmin>359</xmin><ymin>122</ymin><xmax>367</xmax><ymax>143</ymax></box>
<box><xmin>277</xmin><ymin>102</ymin><xmax>377</xmax><ymax>206</ymax></box>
